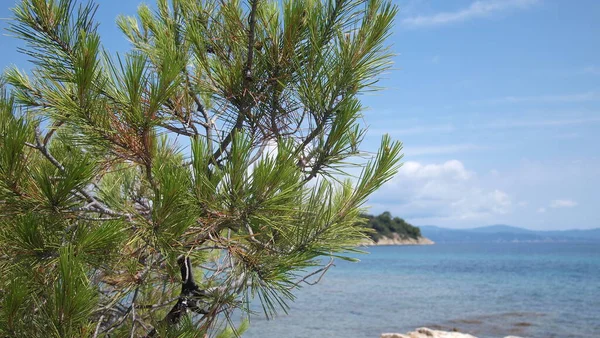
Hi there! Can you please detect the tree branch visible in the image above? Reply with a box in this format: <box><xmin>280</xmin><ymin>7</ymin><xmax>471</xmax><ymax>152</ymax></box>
<box><xmin>32</xmin><ymin>130</ymin><xmax>132</xmax><ymax>218</ymax></box>
<box><xmin>211</xmin><ymin>0</ymin><xmax>261</xmax><ymax>163</ymax></box>
<box><xmin>92</xmin><ymin>315</ymin><xmax>104</xmax><ymax>338</ymax></box>
<box><xmin>145</xmin><ymin>256</ymin><xmax>208</xmax><ymax>337</ymax></box>
<box><xmin>288</xmin><ymin>258</ymin><xmax>335</xmax><ymax>289</ymax></box>
<box><xmin>244</xmin><ymin>0</ymin><xmax>260</xmax><ymax>82</ymax></box>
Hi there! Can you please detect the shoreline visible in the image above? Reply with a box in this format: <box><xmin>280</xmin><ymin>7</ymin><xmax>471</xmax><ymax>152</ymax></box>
<box><xmin>361</xmin><ymin>234</ymin><xmax>434</xmax><ymax>246</ymax></box>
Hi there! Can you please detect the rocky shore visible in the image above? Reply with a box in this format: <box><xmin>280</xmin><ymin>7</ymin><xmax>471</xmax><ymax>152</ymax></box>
<box><xmin>381</xmin><ymin>328</ymin><xmax>522</xmax><ymax>338</ymax></box>
<box><xmin>362</xmin><ymin>233</ymin><xmax>434</xmax><ymax>246</ymax></box>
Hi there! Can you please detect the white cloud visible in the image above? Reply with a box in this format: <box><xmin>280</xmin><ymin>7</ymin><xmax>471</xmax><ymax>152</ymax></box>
<box><xmin>369</xmin><ymin>160</ymin><xmax>512</xmax><ymax>222</ymax></box>
<box><xmin>550</xmin><ymin>199</ymin><xmax>578</xmax><ymax>208</ymax></box>
<box><xmin>401</xmin><ymin>160</ymin><xmax>472</xmax><ymax>180</ymax></box>
<box><xmin>533</xmin><ymin>199</ymin><xmax>577</xmax><ymax>214</ymax></box>
<box><xmin>262</xmin><ymin>139</ymin><xmax>279</xmax><ymax>158</ymax></box>
<box><xmin>402</xmin><ymin>0</ymin><xmax>539</xmax><ymax>28</ymax></box>
<box><xmin>490</xmin><ymin>190</ymin><xmax>512</xmax><ymax>213</ymax></box>
<box><xmin>247</xmin><ymin>139</ymin><xmax>279</xmax><ymax>175</ymax></box>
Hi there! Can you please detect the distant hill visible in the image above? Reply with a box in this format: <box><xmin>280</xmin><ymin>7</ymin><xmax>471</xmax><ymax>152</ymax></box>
<box><xmin>420</xmin><ymin>225</ymin><xmax>600</xmax><ymax>243</ymax></box>
<box><xmin>543</xmin><ymin>228</ymin><xmax>600</xmax><ymax>240</ymax></box>
<box><xmin>465</xmin><ymin>224</ymin><xmax>534</xmax><ymax>234</ymax></box>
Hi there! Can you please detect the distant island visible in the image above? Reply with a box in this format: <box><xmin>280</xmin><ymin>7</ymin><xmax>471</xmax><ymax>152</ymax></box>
<box><xmin>361</xmin><ymin>212</ymin><xmax>433</xmax><ymax>245</ymax></box>
<box><xmin>420</xmin><ymin>224</ymin><xmax>600</xmax><ymax>243</ymax></box>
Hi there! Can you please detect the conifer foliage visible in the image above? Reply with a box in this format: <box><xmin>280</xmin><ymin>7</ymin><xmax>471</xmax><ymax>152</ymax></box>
<box><xmin>0</xmin><ymin>0</ymin><xmax>402</xmax><ymax>336</ymax></box>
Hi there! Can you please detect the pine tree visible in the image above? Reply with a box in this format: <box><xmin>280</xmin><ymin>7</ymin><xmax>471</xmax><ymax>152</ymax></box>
<box><xmin>0</xmin><ymin>0</ymin><xmax>402</xmax><ymax>336</ymax></box>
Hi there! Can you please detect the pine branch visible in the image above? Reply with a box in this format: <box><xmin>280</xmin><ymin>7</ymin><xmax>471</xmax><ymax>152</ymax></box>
<box><xmin>32</xmin><ymin>130</ymin><xmax>131</xmax><ymax>218</ymax></box>
<box><xmin>211</xmin><ymin>0</ymin><xmax>261</xmax><ymax>163</ymax></box>
<box><xmin>1</xmin><ymin>0</ymin><xmax>401</xmax><ymax>335</ymax></box>
<box><xmin>145</xmin><ymin>256</ymin><xmax>208</xmax><ymax>337</ymax></box>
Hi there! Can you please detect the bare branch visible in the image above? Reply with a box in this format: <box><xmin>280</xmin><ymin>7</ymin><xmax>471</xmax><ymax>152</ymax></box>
<box><xmin>288</xmin><ymin>258</ymin><xmax>335</xmax><ymax>289</ymax></box>
<box><xmin>103</xmin><ymin>287</ymin><xmax>140</xmax><ymax>334</ymax></box>
<box><xmin>92</xmin><ymin>315</ymin><xmax>105</xmax><ymax>338</ymax></box>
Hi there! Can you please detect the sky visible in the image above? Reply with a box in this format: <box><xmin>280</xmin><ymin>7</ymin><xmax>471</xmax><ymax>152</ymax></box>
<box><xmin>1</xmin><ymin>0</ymin><xmax>599</xmax><ymax>230</ymax></box>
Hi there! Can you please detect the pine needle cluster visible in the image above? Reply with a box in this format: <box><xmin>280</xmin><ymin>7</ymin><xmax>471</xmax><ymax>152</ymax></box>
<box><xmin>0</xmin><ymin>0</ymin><xmax>402</xmax><ymax>336</ymax></box>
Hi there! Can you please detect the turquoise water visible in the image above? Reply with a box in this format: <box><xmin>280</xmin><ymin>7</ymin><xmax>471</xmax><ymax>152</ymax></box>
<box><xmin>243</xmin><ymin>243</ymin><xmax>600</xmax><ymax>338</ymax></box>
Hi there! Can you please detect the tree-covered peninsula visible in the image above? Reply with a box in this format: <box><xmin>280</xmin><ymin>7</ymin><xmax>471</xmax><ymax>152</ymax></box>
<box><xmin>362</xmin><ymin>212</ymin><xmax>422</xmax><ymax>242</ymax></box>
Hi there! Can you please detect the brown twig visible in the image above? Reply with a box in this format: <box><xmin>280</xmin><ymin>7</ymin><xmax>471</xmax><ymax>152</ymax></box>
<box><xmin>288</xmin><ymin>258</ymin><xmax>335</xmax><ymax>289</ymax></box>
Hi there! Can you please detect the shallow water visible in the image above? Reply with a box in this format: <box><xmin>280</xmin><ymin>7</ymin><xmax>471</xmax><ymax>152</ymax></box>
<box><xmin>243</xmin><ymin>243</ymin><xmax>600</xmax><ymax>338</ymax></box>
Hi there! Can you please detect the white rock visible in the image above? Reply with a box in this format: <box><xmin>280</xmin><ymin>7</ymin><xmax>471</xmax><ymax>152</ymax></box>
<box><xmin>381</xmin><ymin>328</ymin><xmax>524</xmax><ymax>338</ymax></box>
<box><xmin>381</xmin><ymin>328</ymin><xmax>477</xmax><ymax>338</ymax></box>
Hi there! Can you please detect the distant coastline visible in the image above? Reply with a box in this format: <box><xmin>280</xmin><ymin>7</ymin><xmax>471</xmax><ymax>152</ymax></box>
<box><xmin>419</xmin><ymin>225</ymin><xmax>600</xmax><ymax>243</ymax></box>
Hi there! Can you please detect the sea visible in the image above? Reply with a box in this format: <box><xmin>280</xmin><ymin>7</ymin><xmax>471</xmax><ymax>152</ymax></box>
<box><xmin>242</xmin><ymin>243</ymin><xmax>600</xmax><ymax>338</ymax></box>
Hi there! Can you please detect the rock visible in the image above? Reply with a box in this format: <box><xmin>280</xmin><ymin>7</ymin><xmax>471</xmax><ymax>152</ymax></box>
<box><xmin>362</xmin><ymin>234</ymin><xmax>434</xmax><ymax>246</ymax></box>
<box><xmin>381</xmin><ymin>328</ymin><xmax>477</xmax><ymax>338</ymax></box>
<box><xmin>381</xmin><ymin>328</ymin><xmax>523</xmax><ymax>338</ymax></box>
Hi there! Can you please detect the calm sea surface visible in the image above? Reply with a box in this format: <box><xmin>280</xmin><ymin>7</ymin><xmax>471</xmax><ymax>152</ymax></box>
<box><xmin>243</xmin><ymin>243</ymin><xmax>600</xmax><ymax>338</ymax></box>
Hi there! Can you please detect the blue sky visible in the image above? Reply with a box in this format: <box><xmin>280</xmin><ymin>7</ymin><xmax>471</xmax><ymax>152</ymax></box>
<box><xmin>1</xmin><ymin>0</ymin><xmax>599</xmax><ymax>230</ymax></box>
